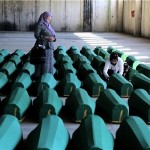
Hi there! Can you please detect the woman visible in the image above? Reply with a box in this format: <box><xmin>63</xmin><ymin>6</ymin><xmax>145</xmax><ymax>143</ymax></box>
<box><xmin>103</xmin><ymin>52</ymin><xmax>124</xmax><ymax>80</ymax></box>
<box><xmin>34</xmin><ymin>11</ymin><xmax>56</xmax><ymax>79</ymax></box>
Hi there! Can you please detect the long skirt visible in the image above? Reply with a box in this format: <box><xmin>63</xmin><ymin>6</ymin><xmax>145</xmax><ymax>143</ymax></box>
<box><xmin>34</xmin><ymin>49</ymin><xmax>54</xmax><ymax>79</ymax></box>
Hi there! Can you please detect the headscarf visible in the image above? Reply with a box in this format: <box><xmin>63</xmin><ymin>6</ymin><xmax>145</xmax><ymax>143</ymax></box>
<box><xmin>38</xmin><ymin>11</ymin><xmax>56</xmax><ymax>37</ymax></box>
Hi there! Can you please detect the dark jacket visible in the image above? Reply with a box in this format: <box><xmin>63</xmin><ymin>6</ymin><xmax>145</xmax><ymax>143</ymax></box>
<box><xmin>34</xmin><ymin>22</ymin><xmax>55</xmax><ymax>49</ymax></box>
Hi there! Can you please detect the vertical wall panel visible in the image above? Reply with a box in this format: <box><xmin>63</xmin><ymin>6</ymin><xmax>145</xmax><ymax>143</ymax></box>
<box><xmin>141</xmin><ymin>0</ymin><xmax>150</xmax><ymax>38</ymax></box>
<box><xmin>65</xmin><ymin>0</ymin><xmax>83</xmax><ymax>31</ymax></box>
<box><xmin>123</xmin><ymin>0</ymin><xmax>142</xmax><ymax>36</ymax></box>
<box><xmin>117</xmin><ymin>0</ymin><xmax>123</xmax><ymax>32</ymax></box>
<box><xmin>92</xmin><ymin>0</ymin><xmax>110</xmax><ymax>31</ymax></box>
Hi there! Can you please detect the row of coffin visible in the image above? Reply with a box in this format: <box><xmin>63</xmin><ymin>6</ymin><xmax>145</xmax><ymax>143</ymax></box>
<box><xmin>0</xmin><ymin>114</ymin><xmax>150</xmax><ymax>150</ymax></box>
<box><xmin>0</xmin><ymin>84</ymin><xmax>150</xmax><ymax>124</ymax></box>
<box><xmin>0</xmin><ymin>48</ymin><xmax>149</xmax><ymax>98</ymax></box>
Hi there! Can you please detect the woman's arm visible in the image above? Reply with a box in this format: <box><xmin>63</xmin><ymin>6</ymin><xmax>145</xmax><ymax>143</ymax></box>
<box><xmin>118</xmin><ymin>58</ymin><xmax>124</xmax><ymax>75</ymax></box>
<box><xmin>103</xmin><ymin>61</ymin><xmax>110</xmax><ymax>79</ymax></box>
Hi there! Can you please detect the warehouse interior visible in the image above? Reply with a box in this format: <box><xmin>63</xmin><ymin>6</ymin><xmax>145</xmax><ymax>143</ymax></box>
<box><xmin>0</xmin><ymin>0</ymin><xmax>150</xmax><ymax>150</ymax></box>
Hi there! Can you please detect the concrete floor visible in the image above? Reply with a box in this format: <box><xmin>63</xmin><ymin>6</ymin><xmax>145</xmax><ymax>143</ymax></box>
<box><xmin>0</xmin><ymin>31</ymin><xmax>150</xmax><ymax>141</ymax></box>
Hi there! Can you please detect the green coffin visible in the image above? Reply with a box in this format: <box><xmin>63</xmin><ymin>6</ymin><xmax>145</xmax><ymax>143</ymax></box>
<box><xmin>83</xmin><ymin>73</ymin><xmax>107</xmax><ymax>97</ymax></box>
<box><xmin>125</xmin><ymin>67</ymin><xmax>138</xmax><ymax>81</ymax></box>
<box><xmin>128</xmin><ymin>89</ymin><xmax>150</xmax><ymax>123</ymax></box>
<box><xmin>0</xmin><ymin>55</ymin><xmax>4</xmax><ymax>64</ymax></box>
<box><xmin>68</xmin><ymin>50</ymin><xmax>81</xmax><ymax>62</ymax></box>
<box><xmin>1</xmin><ymin>61</ymin><xmax>16</xmax><ymax>77</ymax></box>
<box><xmin>0</xmin><ymin>115</ymin><xmax>23</xmax><ymax>149</ymax></box>
<box><xmin>37</xmin><ymin>73</ymin><xmax>57</xmax><ymax>95</ymax></box>
<box><xmin>57</xmin><ymin>73</ymin><xmax>81</xmax><ymax>96</ymax></box>
<box><xmin>13</xmin><ymin>72</ymin><xmax>32</xmax><ymax>89</ymax></box>
<box><xmin>77</xmin><ymin>63</ymin><xmax>96</xmax><ymax>80</ymax></box>
<box><xmin>115</xmin><ymin>116</ymin><xmax>150</xmax><ymax>150</ymax></box>
<box><xmin>54</xmin><ymin>46</ymin><xmax>67</xmax><ymax>60</ymax></box>
<box><xmin>9</xmin><ymin>55</ymin><xmax>21</xmax><ymax>66</ymax></box>
<box><xmin>136</xmin><ymin>63</ymin><xmax>150</xmax><ymax>78</ymax></box>
<box><xmin>91</xmin><ymin>55</ymin><xmax>105</xmax><ymax>71</ymax></box>
<box><xmin>131</xmin><ymin>73</ymin><xmax>150</xmax><ymax>94</ymax></box>
<box><xmin>73</xmin><ymin>55</ymin><xmax>91</xmax><ymax>69</ymax></box>
<box><xmin>72</xmin><ymin>115</ymin><xmax>114</xmax><ymax>150</ymax></box>
<box><xmin>0</xmin><ymin>49</ymin><xmax>10</xmax><ymax>58</ymax></box>
<box><xmin>107</xmin><ymin>46</ymin><xmax>117</xmax><ymax>54</ymax></box>
<box><xmin>96</xmin><ymin>89</ymin><xmax>129</xmax><ymax>123</ymax></box>
<box><xmin>93</xmin><ymin>46</ymin><xmax>103</xmax><ymax>55</ymax></box>
<box><xmin>115</xmin><ymin>50</ymin><xmax>128</xmax><ymax>62</ymax></box>
<box><xmin>126</xmin><ymin>56</ymin><xmax>140</xmax><ymax>69</ymax></box>
<box><xmin>109</xmin><ymin>73</ymin><xmax>133</xmax><ymax>97</ymax></box>
<box><xmin>80</xmin><ymin>46</ymin><xmax>96</xmax><ymax>61</ymax></box>
<box><xmin>22</xmin><ymin>62</ymin><xmax>35</xmax><ymax>76</ymax></box>
<box><xmin>13</xmin><ymin>49</ymin><xmax>25</xmax><ymax>58</ymax></box>
<box><xmin>0</xmin><ymin>72</ymin><xmax>8</xmax><ymax>89</ymax></box>
<box><xmin>80</xmin><ymin>46</ymin><xmax>91</xmax><ymax>55</ymax></box>
<box><xmin>67</xmin><ymin>45</ymin><xmax>79</xmax><ymax>55</ymax></box>
<box><xmin>33</xmin><ymin>88</ymin><xmax>63</xmax><ymax>121</ymax></box>
<box><xmin>97</xmin><ymin>49</ymin><xmax>110</xmax><ymax>60</ymax></box>
<box><xmin>55</xmin><ymin>55</ymin><xmax>73</xmax><ymax>69</ymax></box>
<box><xmin>26</xmin><ymin>115</ymin><xmax>70</xmax><ymax>150</ymax></box>
<box><xmin>65</xmin><ymin>88</ymin><xmax>96</xmax><ymax>122</ymax></box>
<box><xmin>59</xmin><ymin>62</ymin><xmax>77</xmax><ymax>76</ymax></box>
<box><xmin>3</xmin><ymin>87</ymin><xmax>31</xmax><ymax>120</ymax></box>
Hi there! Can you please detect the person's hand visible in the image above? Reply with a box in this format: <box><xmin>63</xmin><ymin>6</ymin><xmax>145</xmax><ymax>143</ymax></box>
<box><xmin>46</xmin><ymin>36</ymin><xmax>55</xmax><ymax>42</ymax></box>
<box><xmin>106</xmin><ymin>77</ymin><xmax>109</xmax><ymax>81</ymax></box>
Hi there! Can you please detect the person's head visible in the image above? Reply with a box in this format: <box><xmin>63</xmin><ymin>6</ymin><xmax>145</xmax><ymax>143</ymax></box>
<box><xmin>42</xmin><ymin>11</ymin><xmax>52</xmax><ymax>23</ymax></box>
<box><xmin>110</xmin><ymin>52</ymin><xmax>118</xmax><ymax>65</ymax></box>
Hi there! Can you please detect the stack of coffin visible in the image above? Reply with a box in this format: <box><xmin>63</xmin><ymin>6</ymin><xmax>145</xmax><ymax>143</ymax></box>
<box><xmin>136</xmin><ymin>63</ymin><xmax>150</xmax><ymax>78</ymax></box>
<box><xmin>58</xmin><ymin>62</ymin><xmax>76</xmax><ymax>78</ymax></box>
<box><xmin>2</xmin><ymin>87</ymin><xmax>31</xmax><ymax>121</ymax></box>
<box><xmin>73</xmin><ymin>55</ymin><xmax>90</xmax><ymax>69</ymax></box>
<box><xmin>71</xmin><ymin>115</ymin><xmax>114</xmax><ymax>150</ymax></box>
<box><xmin>0</xmin><ymin>72</ymin><xmax>8</xmax><ymax>90</ymax></box>
<box><xmin>77</xmin><ymin>63</ymin><xmax>96</xmax><ymax>80</ymax></box>
<box><xmin>91</xmin><ymin>55</ymin><xmax>105</xmax><ymax>72</ymax></box>
<box><xmin>0</xmin><ymin>61</ymin><xmax>16</xmax><ymax>77</ymax></box>
<box><xmin>131</xmin><ymin>73</ymin><xmax>150</xmax><ymax>94</ymax></box>
<box><xmin>37</xmin><ymin>73</ymin><xmax>57</xmax><ymax>95</ymax></box>
<box><xmin>65</xmin><ymin>88</ymin><xmax>95</xmax><ymax>122</ymax></box>
<box><xmin>57</xmin><ymin>73</ymin><xmax>81</xmax><ymax>96</ymax></box>
<box><xmin>96</xmin><ymin>89</ymin><xmax>129</xmax><ymax>123</ymax></box>
<box><xmin>108</xmin><ymin>73</ymin><xmax>133</xmax><ymax>97</ymax></box>
<box><xmin>54</xmin><ymin>46</ymin><xmax>67</xmax><ymax>61</ymax></box>
<box><xmin>0</xmin><ymin>115</ymin><xmax>23</xmax><ymax>149</ymax></box>
<box><xmin>115</xmin><ymin>116</ymin><xmax>150</xmax><ymax>150</ymax></box>
<box><xmin>80</xmin><ymin>46</ymin><xmax>96</xmax><ymax>61</ymax></box>
<box><xmin>67</xmin><ymin>46</ymin><xmax>81</xmax><ymax>62</ymax></box>
<box><xmin>21</xmin><ymin>62</ymin><xmax>35</xmax><ymax>76</ymax></box>
<box><xmin>93</xmin><ymin>46</ymin><xmax>103</xmax><ymax>55</ymax></box>
<box><xmin>125</xmin><ymin>67</ymin><xmax>138</xmax><ymax>81</ymax></box>
<box><xmin>26</xmin><ymin>115</ymin><xmax>70</xmax><ymax>150</ymax></box>
<box><xmin>13</xmin><ymin>72</ymin><xmax>32</xmax><ymax>90</ymax></box>
<box><xmin>128</xmin><ymin>89</ymin><xmax>150</xmax><ymax>123</ymax></box>
<box><xmin>126</xmin><ymin>55</ymin><xmax>140</xmax><ymax>69</ymax></box>
<box><xmin>33</xmin><ymin>88</ymin><xmax>63</xmax><ymax>121</ymax></box>
<box><xmin>82</xmin><ymin>72</ymin><xmax>107</xmax><ymax>97</ymax></box>
<box><xmin>55</xmin><ymin>55</ymin><xmax>73</xmax><ymax>69</ymax></box>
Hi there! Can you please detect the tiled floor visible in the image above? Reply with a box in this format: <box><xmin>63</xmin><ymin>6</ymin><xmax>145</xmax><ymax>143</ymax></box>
<box><xmin>0</xmin><ymin>31</ymin><xmax>150</xmax><ymax>141</ymax></box>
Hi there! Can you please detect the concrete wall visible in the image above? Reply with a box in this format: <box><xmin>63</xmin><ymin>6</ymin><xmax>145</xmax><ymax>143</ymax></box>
<box><xmin>0</xmin><ymin>0</ymin><xmax>83</xmax><ymax>31</ymax></box>
<box><xmin>92</xmin><ymin>0</ymin><xmax>123</xmax><ymax>32</ymax></box>
<box><xmin>123</xmin><ymin>0</ymin><xmax>142</xmax><ymax>36</ymax></box>
<box><xmin>141</xmin><ymin>1</ymin><xmax>150</xmax><ymax>38</ymax></box>
<box><xmin>1</xmin><ymin>0</ymin><xmax>150</xmax><ymax>39</ymax></box>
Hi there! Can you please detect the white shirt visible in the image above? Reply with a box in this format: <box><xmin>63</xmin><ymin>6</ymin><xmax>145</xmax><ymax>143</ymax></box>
<box><xmin>103</xmin><ymin>57</ymin><xmax>124</xmax><ymax>78</ymax></box>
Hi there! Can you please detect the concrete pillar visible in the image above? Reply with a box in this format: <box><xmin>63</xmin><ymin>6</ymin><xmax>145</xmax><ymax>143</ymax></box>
<box><xmin>123</xmin><ymin>0</ymin><xmax>142</xmax><ymax>36</ymax></box>
<box><xmin>141</xmin><ymin>0</ymin><xmax>150</xmax><ymax>38</ymax></box>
